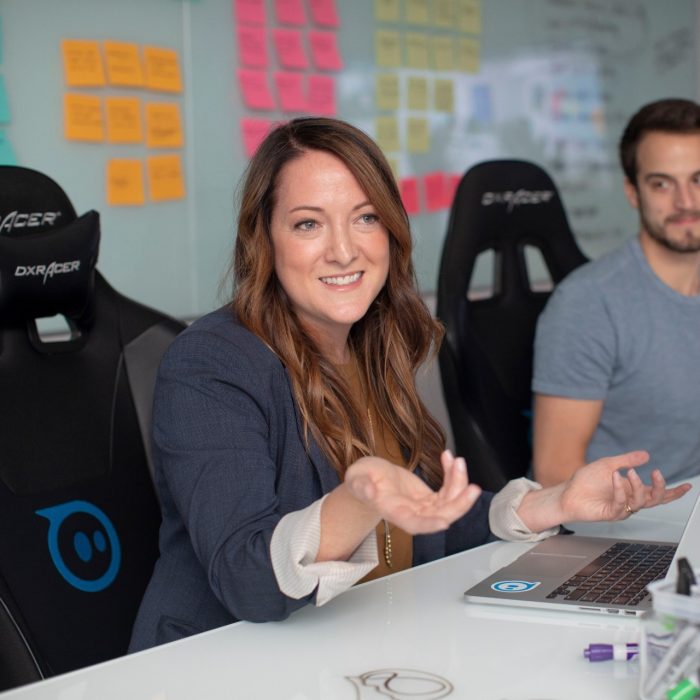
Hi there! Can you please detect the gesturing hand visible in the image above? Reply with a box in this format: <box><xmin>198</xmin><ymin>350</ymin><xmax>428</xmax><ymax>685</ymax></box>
<box><xmin>344</xmin><ymin>450</ymin><xmax>482</xmax><ymax>534</ymax></box>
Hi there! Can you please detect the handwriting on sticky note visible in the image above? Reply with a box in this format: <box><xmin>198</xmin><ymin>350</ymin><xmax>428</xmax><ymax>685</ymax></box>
<box><xmin>238</xmin><ymin>69</ymin><xmax>276</xmax><ymax>110</ymax></box>
<box><xmin>145</xmin><ymin>102</ymin><xmax>184</xmax><ymax>148</ymax></box>
<box><xmin>147</xmin><ymin>154</ymin><xmax>186</xmax><ymax>202</ymax></box>
<box><xmin>103</xmin><ymin>41</ymin><xmax>144</xmax><ymax>87</ymax></box>
<box><xmin>62</xmin><ymin>39</ymin><xmax>106</xmax><ymax>87</ymax></box>
<box><xmin>309</xmin><ymin>0</ymin><xmax>340</xmax><ymax>27</ymax></box>
<box><xmin>407</xmin><ymin>77</ymin><xmax>428</xmax><ymax>110</ymax></box>
<box><xmin>407</xmin><ymin>117</ymin><xmax>430</xmax><ymax>153</ymax></box>
<box><xmin>144</xmin><ymin>46</ymin><xmax>183</xmax><ymax>93</ymax></box>
<box><xmin>64</xmin><ymin>93</ymin><xmax>104</xmax><ymax>142</ymax></box>
<box><xmin>405</xmin><ymin>32</ymin><xmax>429</xmax><ymax>69</ymax></box>
<box><xmin>375</xmin><ymin>116</ymin><xmax>400</xmax><ymax>153</ymax></box>
<box><xmin>308</xmin><ymin>31</ymin><xmax>343</xmax><ymax>70</ymax></box>
<box><xmin>106</xmin><ymin>97</ymin><xmax>143</xmax><ymax>144</ymax></box>
<box><xmin>272</xmin><ymin>29</ymin><xmax>308</xmax><ymax>70</ymax></box>
<box><xmin>307</xmin><ymin>75</ymin><xmax>336</xmax><ymax>116</ymax></box>
<box><xmin>234</xmin><ymin>0</ymin><xmax>267</xmax><ymax>26</ymax></box>
<box><xmin>376</xmin><ymin>74</ymin><xmax>399</xmax><ymax>111</ymax></box>
<box><xmin>375</xmin><ymin>31</ymin><xmax>402</xmax><ymax>68</ymax></box>
<box><xmin>237</xmin><ymin>27</ymin><xmax>268</xmax><ymax>68</ymax></box>
<box><xmin>274</xmin><ymin>0</ymin><xmax>306</xmax><ymax>25</ymax></box>
<box><xmin>107</xmin><ymin>159</ymin><xmax>145</xmax><ymax>206</ymax></box>
<box><xmin>274</xmin><ymin>72</ymin><xmax>308</xmax><ymax>113</ymax></box>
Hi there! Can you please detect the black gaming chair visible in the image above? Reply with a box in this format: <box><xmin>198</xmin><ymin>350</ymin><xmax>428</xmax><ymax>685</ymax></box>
<box><xmin>0</xmin><ymin>166</ymin><xmax>186</xmax><ymax>691</ymax></box>
<box><xmin>436</xmin><ymin>160</ymin><xmax>588</xmax><ymax>492</ymax></box>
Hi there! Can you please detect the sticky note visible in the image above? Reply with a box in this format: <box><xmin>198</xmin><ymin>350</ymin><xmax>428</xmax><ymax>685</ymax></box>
<box><xmin>424</xmin><ymin>171</ymin><xmax>446</xmax><ymax>211</ymax></box>
<box><xmin>375</xmin><ymin>116</ymin><xmax>400</xmax><ymax>153</ymax></box>
<box><xmin>405</xmin><ymin>32</ymin><xmax>429</xmax><ymax>69</ymax></box>
<box><xmin>61</xmin><ymin>39</ymin><xmax>106</xmax><ymax>87</ymax></box>
<box><xmin>457</xmin><ymin>0</ymin><xmax>481</xmax><ymax>34</ymax></box>
<box><xmin>375</xmin><ymin>74</ymin><xmax>399</xmax><ymax>111</ymax></box>
<box><xmin>274</xmin><ymin>72</ymin><xmax>308</xmax><ymax>112</ymax></box>
<box><xmin>0</xmin><ymin>75</ymin><xmax>10</xmax><ymax>124</ymax></box>
<box><xmin>241</xmin><ymin>118</ymin><xmax>272</xmax><ymax>157</ymax></box>
<box><xmin>272</xmin><ymin>29</ymin><xmax>308</xmax><ymax>70</ymax></box>
<box><xmin>405</xmin><ymin>0</ymin><xmax>430</xmax><ymax>25</ymax></box>
<box><xmin>309</xmin><ymin>31</ymin><xmax>343</xmax><ymax>71</ymax></box>
<box><xmin>147</xmin><ymin>154</ymin><xmax>186</xmax><ymax>202</ymax></box>
<box><xmin>106</xmin><ymin>159</ymin><xmax>145</xmax><ymax>206</ymax></box>
<box><xmin>0</xmin><ymin>130</ymin><xmax>17</xmax><ymax>166</ymax></box>
<box><xmin>446</xmin><ymin>173</ymin><xmax>461</xmax><ymax>207</ymax></box>
<box><xmin>375</xmin><ymin>30</ymin><xmax>402</xmax><ymax>68</ymax></box>
<box><xmin>434</xmin><ymin>79</ymin><xmax>454</xmax><ymax>112</ymax></box>
<box><xmin>64</xmin><ymin>93</ymin><xmax>104</xmax><ymax>142</ymax></box>
<box><xmin>234</xmin><ymin>0</ymin><xmax>266</xmax><ymax>26</ymax></box>
<box><xmin>457</xmin><ymin>37</ymin><xmax>479</xmax><ymax>73</ymax></box>
<box><xmin>238</xmin><ymin>69</ymin><xmax>276</xmax><ymax>110</ymax></box>
<box><xmin>237</xmin><ymin>27</ymin><xmax>268</xmax><ymax>68</ymax></box>
<box><xmin>407</xmin><ymin>117</ymin><xmax>429</xmax><ymax>153</ymax></box>
<box><xmin>407</xmin><ymin>76</ymin><xmax>428</xmax><ymax>110</ymax></box>
<box><xmin>105</xmin><ymin>97</ymin><xmax>143</xmax><ymax>143</ymax></box>
<box><xmin>145</xmin><ymin>102</ymin><xmax>183</xmax><ymax>148</ymax></box>
<box><xmin>434</xmin><ymin>0</ymin><xmax>455</xmax><ymax>27</ymax></box>
<box><xmin>309</xmin><ymin>0</ymin><xmax>340</xmax><ymax>28</ymax></box>
<box><xmin>143</xmin><ymin>46</ymin><xmax>183</xmax><ymax>93</ymax></box>
<box><xmin>375</xmin><ymin>0</ymin><xmax>400</xmax><ymax>22</ymax></box>
<box><xmin>275</xmin><ymin>0</ymin><xmax>306</xmax><ymax>25</ymax></box>
<box><xmin>433</xmin><ymin>36</ymin><xmax>454</xmax><ymax>71</ymax></box>
<box><xmin>103</xmin><ymin>41</ymin><xmax>144</xmax><ymax>87</ymax></box>
<box><xmin>307</xmin><ymin>75</ymin><xmax>335</xmax><ymax>116</ymax></box>
<box><xmin>400</xmin><ymin>177</ymin><xmax>420</xmax><ymax>215</ymax></box>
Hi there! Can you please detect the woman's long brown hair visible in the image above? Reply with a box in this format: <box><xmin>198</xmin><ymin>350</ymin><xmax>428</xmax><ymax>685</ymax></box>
<box><xmin>232</xmin><ymin>117</ymin><xmax>446</xmax><ymax>488</ymax></box>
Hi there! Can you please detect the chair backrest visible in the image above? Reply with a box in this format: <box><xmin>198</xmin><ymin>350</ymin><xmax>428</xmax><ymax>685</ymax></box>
<box><xmin>0</xmin><ymin>166</ymin><xmax>186</xmax><ymax>690</ymax></box>
<box><xmin>436</xmin><ymin>159</ymin><xmax>588</xmax><ymax>492</ymax></box>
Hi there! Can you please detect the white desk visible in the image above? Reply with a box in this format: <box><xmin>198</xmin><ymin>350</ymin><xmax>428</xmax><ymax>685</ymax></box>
<box><xmin>3</xmin><ymin>481</ymin><xmax>697</xmax><ymax>700</ymax></box>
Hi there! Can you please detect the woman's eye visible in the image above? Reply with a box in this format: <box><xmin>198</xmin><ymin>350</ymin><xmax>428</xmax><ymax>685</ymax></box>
<box><xmin>358</xmin><ymin>213</ymin><xmax>379</xmax><ymax>225</ymax></box>
<box><xmin>295</xmin><ymin>220</ymin><xmax>317</xmax><ymax>231</ymax></box>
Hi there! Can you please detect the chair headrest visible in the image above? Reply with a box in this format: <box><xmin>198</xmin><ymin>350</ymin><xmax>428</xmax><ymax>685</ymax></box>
<box><xmin>0</xmin><ymin>166</ymin><xmax>100</xmax><ymax>323</ymax></box>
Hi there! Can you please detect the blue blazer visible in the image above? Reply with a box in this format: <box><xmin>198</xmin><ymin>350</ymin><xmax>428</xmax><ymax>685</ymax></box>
<box><xmin>129</xmin><ymin>308</ymin><xmax>494</xmax><ymax>652</ymax></box>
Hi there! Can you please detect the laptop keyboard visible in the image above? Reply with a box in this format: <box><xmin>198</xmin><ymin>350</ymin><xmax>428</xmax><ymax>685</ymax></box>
<box><xmin>546</xmin><ymin>542</ymin><xmax>677</xmax><ymax>607</ymax></box>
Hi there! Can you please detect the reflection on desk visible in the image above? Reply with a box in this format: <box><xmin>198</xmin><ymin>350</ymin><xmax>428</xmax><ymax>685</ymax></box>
<box><xmin>3</xmin><ymin>477</ymin><xmax>697</xmax><ymax>700</ymax></box>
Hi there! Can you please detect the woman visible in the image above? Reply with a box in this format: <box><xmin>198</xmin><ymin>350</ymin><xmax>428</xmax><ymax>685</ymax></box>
<box><xmin>129</xmin><ymin>117</ymin><xmax>690</xmax><ymax>651</ymax></box>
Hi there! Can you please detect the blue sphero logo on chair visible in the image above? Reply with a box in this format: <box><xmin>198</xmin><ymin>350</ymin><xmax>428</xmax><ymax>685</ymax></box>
<box><xmin>36</xmin><ymin>500</ymin><xmax>121</xmax><ymax>593</ymax></box>
<box><xmin>491</xmin><ymin>580</ymin><xmax>541</xmax><ymax>593</ymax></box>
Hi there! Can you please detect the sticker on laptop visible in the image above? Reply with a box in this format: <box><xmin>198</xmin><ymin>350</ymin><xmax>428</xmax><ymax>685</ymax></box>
<box><xmin>491</xmin><ymin>580</ymin><xmax>541</xmax><ymax>593</ymax></box>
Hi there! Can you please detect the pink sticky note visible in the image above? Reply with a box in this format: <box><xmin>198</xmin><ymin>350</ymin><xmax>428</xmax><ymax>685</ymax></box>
<box><xmin>308</xmin><ymin>31</ymin><xmax>343</xmax><ymax>71</ymax></box>
<box><xmin>446</xmin><ymin>174</ymin><xmax>462</xmax><ymax>208</ymax></box>
<box><xmin>307</xmin><ymin>74</ymin><xmax>336</xmax><ymax>116</ymax></box>
<box><xmin>275</xmin><ymin>0</ymin><xmax>306</xmax><ymax>25</ymax></box>
<box><xmin>237</xmin><ymin>27</ymin><xmax>268</xmax><ymax>68</ymax></box>
<box><xmin>400</xmin><ymin>177</ymin><xmax>420</xmax><ymax>215</ymax></box>
<box><xmin>425</xmin><ymin>172</ymin><xmax>447</xmax><ymax>212</ymax></box>
<box><xmin>309</xmin><ymin>0</ymin><xmax>340</xmax><ymax>27</ymax></box>
<box><xmin>272</xmin><ymin>29</ymin><xmax>309</xmax><ymax>69</ymax></box>
<box><xmin>234</xmin><ymin>0</ymin><xmax>266</xmax><ymax>26</ymax></box>
<box><xmin>241</xmin><ymin>118</ymin><xmax>272</xmax><ymax>157</ymax></box>
<box><xmin>237</xmin><ymin>69</ymin><xmax>276</xmax><ymax>110</ymax></box>
<box><xmin>274</xmin><ymin>72</ymin><xmax>308</xmax><ymax>113</ymax></box>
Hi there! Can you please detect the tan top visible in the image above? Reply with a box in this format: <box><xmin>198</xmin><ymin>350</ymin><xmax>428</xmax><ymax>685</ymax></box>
<box><xmin>337</xmin><ymin>358</ymin><xmax>413</xmax><ymax>583</ymax></box>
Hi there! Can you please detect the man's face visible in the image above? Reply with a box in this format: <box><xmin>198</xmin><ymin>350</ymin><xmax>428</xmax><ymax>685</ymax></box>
<box><xmin>624</xmin><ymin>131</ymin><xmax>700</xmax><ymax>253</ymax></box>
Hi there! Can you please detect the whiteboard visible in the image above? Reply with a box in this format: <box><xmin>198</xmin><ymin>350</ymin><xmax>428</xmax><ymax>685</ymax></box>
<box><xmin>0</xmin><ymin>0</ymin><xmax>696</xmax><ymax>320</ymax></box>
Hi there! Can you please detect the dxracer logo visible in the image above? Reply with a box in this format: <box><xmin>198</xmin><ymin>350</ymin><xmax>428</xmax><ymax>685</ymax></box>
<box><xmin>481</xmin><ymin>189</ymin><xmax>554</xmax><ymax>212</ymax></box>
<box><xmin>491</xmin><ymin>580</ymin><xmax>541</xmax><ymax>593</ymax></box>
<box><xmin>36</xmin><ymin>500</ymin><xmax>121</xmax><ymax>593</ymax></box>
<box><xmin>14</xmin><ymin>260</ymin><xmax>81</xmax><ymax>285</ymax></box>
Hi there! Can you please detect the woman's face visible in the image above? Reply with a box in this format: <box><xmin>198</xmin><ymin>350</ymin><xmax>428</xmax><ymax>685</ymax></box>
<box><xmin>269</xmin><ymin>149</ymin><xmax>390</xmax><ymax>360</ymax></box>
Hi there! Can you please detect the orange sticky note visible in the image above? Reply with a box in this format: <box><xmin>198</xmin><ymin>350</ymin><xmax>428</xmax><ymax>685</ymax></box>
<box><xmin>145</xmin><ymin>102</ymin><xmax>183</xmax><ymax>148</ymax></box>
<box><xmin>106</xmin><ymin>159</ymin><xmax>145</xmax><ymax>206</ymax></box>
<box><xmin>103</xmin><ymin>40</ymin><xmax>144</xmax><ymax>87</ymax></box>
<box><xmin>143</xmin><ymin>46</ymin><xmax>183</xmax><ymax>93</ymax></box>
<box><xmin>105</xmin><ymin>97</ymin><xmax>143</xmax><ymax>144</ymax></box>
<box><xmin>64</xmin><ymin>93</ymin><xmax>104</xmax><ymax>142</ymax></box>
<box><xmin>147</xmin><ymin>154</ymin><xmax>186</xmax><ymax>202</ymax></box>
<box><xmin>61</xmin><ymin>39</ymin><xmax>106</xmax><ymax>87</ymax></box>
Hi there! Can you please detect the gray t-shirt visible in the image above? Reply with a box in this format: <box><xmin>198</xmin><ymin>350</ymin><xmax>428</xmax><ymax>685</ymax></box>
<box><xmin>532</xmin><ymin>237</ymin><xmax>700</xmax><ymax>484</ymax></box>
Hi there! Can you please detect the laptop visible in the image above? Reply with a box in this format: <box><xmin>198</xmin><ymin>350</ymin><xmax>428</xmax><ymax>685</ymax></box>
<box><xmin>464</xmin><ymin>491</ymin><xmax>700</xmax><ymax>617</ymax></box>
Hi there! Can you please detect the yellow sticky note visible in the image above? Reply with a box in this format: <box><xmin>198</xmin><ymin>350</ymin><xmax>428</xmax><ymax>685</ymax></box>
<box><xmin>106</xmin><ymin>97</ymin><xmax>143</xmax><ymax>144</ymax></box>
<box><xmin>434</xmin><ymin>79</ymin><xmax>455</xmax><ymax>112</ymax></box>
<box><xmin>407</xmin><ymin>76</ymin><xmax>428</xmax><ymax>110</ymax></box>
<box><xmin>376</xmin><ymin>74</ymin><xmax>400</xmax><ymax>111</ymax></box>
<box><xmin>64</xmin><ymin>93</ymin><xmax>104</xmax><ymax>142</ymax></box>
<box><xmin>457</xmin><ymin>37</ymin><xmax>480</xmax><ymax>73</ymax></box>
<box><xmin>407</xmin><ymin>117</ymin><xmax>430</xmax><ymax>153</ymax></box>
<box><xmin>143</xmin><ymin>46</ymin><xmax>183</xmax><ymax>93</ymax></box>
<box><xmin>375</xmin><ymin>0</ymin><xmax>400</xmax><ymax>22</ymax></box>
<box><xmin>107</xmin><ymin>159</ymin><xmax>145</xmax><ymax>206</ymax></box>
<box><xmin>61</xmin><ymin>39</ymin><xmax>106</xmax><ymax>87</ymax></box>
<box><xmin>147</xmin><ymin>154</ymin><xmax>186</xmax><ymax>202</ymax></box>
<box><xmin>375</xmin><ymin>116</ymin><xmax>400</xmax><ymax>153</ymax></box>
<box><xmin>406</xmin><ymin>0</ymin><xmax>430</xmax><ymax>25</ymax></box>
<box><xmin>457</xmin><ymin>0</ymin><xmax>482</xmax><ymax>34</ymax></box>
<box><xmin>103</xmin><ymin>41</ymin><xmax>144</xmax><ymax>87</ymax></box>
<box><xmin>405</xmin><ymin>32</ymin><xmax>429</xmax><ymax>69</ymax></box>
<box><xmin>375</xmin><ymin>30</ymin><xmax>402</xmax><ymax>68</ymax></box>
<box><xmin>145</xmin><ymin>102</ymin><xmax>183</xmax><ymax>149</ymax></box>
<box><xmin>434</xmin><ymin>0</ymin><xmax>455</xmax><ymax>27</ymax></box>
<box><xmin>433</xmin><ymin>36</ymin><xmax>454</xmax><ymax>71</ymax></box>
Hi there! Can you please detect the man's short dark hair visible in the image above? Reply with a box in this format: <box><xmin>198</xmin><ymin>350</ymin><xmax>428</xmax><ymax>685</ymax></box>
<box><xmin>619</xmin><ymin>98</ymin><xmax>700</xmax><ymax>184</ymax></box>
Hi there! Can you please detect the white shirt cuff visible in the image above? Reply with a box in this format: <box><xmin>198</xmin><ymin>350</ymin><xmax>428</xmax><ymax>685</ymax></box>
<box><xmin>270</xmin><ymin>495</ymin><xmax>379</xmax><ymax>606</ymax></box>
<box><xmin>489</xmin><ymin>477</ymin><xmax>561</xmax><ymax>542</ymax></box>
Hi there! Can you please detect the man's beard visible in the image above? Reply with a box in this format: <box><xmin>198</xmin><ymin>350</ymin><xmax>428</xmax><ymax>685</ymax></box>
<box><xmin>641</xmin><ymin>209</ymin><xmax>700</xmax><ymax>253</ymax></box>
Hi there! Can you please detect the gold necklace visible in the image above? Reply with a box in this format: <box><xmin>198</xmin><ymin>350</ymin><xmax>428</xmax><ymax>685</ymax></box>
<box><xmin>366</xmin><ymin>406</ymin><xmax>393</xmax><ymax>568</ymax></box>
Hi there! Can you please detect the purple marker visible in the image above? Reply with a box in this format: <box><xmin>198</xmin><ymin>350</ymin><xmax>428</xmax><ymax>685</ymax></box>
<box><xmin>584</xmin><ymin>643</ymin><xmax>639</xmax><ymax>662</ymax></box>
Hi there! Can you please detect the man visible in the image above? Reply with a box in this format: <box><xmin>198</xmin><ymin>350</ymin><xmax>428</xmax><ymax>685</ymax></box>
<box><xmin>532</xmin><ymin>98</ymin><xmax>700</xmax><ymax>487</ymax></box>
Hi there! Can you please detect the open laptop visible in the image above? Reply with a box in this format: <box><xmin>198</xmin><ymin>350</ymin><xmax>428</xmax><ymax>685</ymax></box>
<box><xmin>464</xmin><ymin>491</ymin><xmax>700</xmax><ymax>617</ymax></box>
